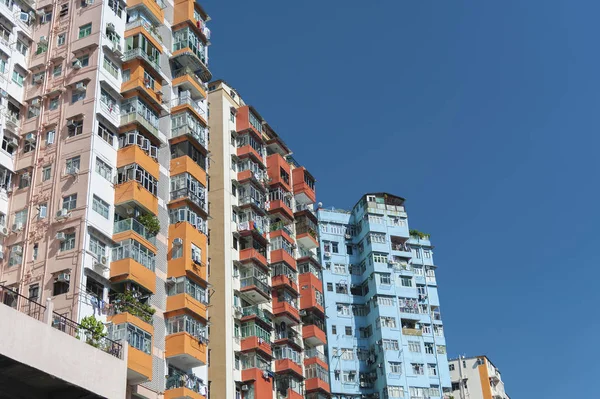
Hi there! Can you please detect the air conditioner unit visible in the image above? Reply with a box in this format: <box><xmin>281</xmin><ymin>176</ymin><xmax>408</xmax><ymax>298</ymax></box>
<box><xmin>299</xmin><ymin>309</ymin><xmax>306</xmax><ymax>316</ymax></box>
<box><xmin>173</xmin><ymin>238</ymin><xmax>183</xmax><ymax>246</ymax></box>
<box><xmin>57</xmin><ymin>272</ymin><xmax>70</xmax><ymax>282</ymax></box>
<box><xmin>72</xmin><ymin>59</ymin><xmax>82</xmax><ymax>69</ymax></box>
<box><xmin>74</xmin><ymin>82</ymin><xmax>87</xmax><ymax>91</ymax></box>
<box><xmin>324</xmin><ymin>251</ymin><xmax>331</xmax><ymax>258</ymax></box>
<box><xmin>241</xmin><ymin>385</ymin><xmax>249</xmax><ymax>391</ymax></box>
<box><xmin>12</xmin><ymin>245</ymin><xmax>22</xmax><ymax>255</ymax></box>
<box><xmin>25</xmin><ymin>133</ymin><xmax>36</xmax><ymax>142</ymax></box>
<box><xmin>56</xmin><ymin>232</ymin><xmax>66</xmax><ymax>241</ymax></box>
<box><xmin>95</xmin><ymin>255</ymin><xmax>108</xmax><ymax>267</ymax></box>
<box><xmin>31</xmin><ymin>98</ymin><xmax>41</xmax><ymax>106</ymax></box>
<box><xmin>107</xmin><ymin>22</ymin><xmax>115</xmax><ymax>32</ymax></box>
<box><xmin>33</xmin><ymin>76</ymin><xmax>43</xmax><ymax>84</ymax></box>
<box><xmin>56</xmin><ymin>209</ymin><xmax>70</xmax><ymax>219</ymax></box>
<box><xmin>0</xmin><ymin>226</ymin><xmax>8</xmax><ymax>236</ymax></box>
<box><xmin>11</xmin><ymin>223</ymin><xmax>22</xmax><ymax>232</ymax></box>
<box><xmin>345</xmin><ymin>234</ymin><xmax>352</xmax><ymax>239</ymax></box>
<box><xmin>166</xmin><ymin>277</ymin><xmax>177</xmax><ymax>284</ymax></box>
<box><xmin>39</xmin><ymin>36</ymin><xmax>47</xmax><ymax>44</ymax></box>
<box><xmin>66</xmin><ymin>119</ymin><xmax>76</xmax><ymax>127</ymax></box>
<box><xmin>7</xmin><ymin>138</ymin><xmax>18</xmax><ymax>148</ymax></box>
<box><xmin>112</xmin><ymin>43</ymin><xmax>123</xmax><ymax>55</ymax></box>
<box><xmin>67</xmin><ymin>167</ymin><xmax>79</xmax><ymax>175</ymax></box>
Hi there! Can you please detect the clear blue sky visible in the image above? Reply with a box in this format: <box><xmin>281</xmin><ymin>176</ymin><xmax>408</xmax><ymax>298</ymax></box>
<box><xmin>204</xmin><ymin>1</ymin><xmax>599</xmax><ymax>397</ymax></box>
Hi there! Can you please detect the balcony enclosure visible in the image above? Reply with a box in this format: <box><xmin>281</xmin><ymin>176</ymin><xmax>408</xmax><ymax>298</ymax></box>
<box><xmin>125</xmin><ymin>34</ymin><xmax>160</xmax><ymax>68</ymax></box>
<box><xmin>270</xmin><ymin>219</ymin><xmax>293</xmax><ymax>236</ymax></box>
<box><xmin>271</xmin><ymin>262</ymin><xmax>296</xmax><ymax>279</ymax></box>
<box><xmin>121</xmin><ymin>97</ymin><xmax>160</xmax><ymax>136</ymax></box>
<box><xmin>275</xmin><ymin>290</ymin><xmax>298</xmax><ymax>309</ymax></box>
<box><xmin>171</xmin><ymin>110</ymin><xmax>207</xmax><ymax>147</ymax></box>
<box><xmin>167</xmin><ymin>276</ymin><xmax>207</xmax><ymax>304</ymax></box>
<box><xmin>171</xmin><ymin>172</ymin><xmax>207</xmax><ymax>212</ymax></box>
<box><xmin>166</xmin><ymin>314</ymin><xmax>207</xmax><ymax>340</ymax></box>
<box><xmin>273</xmin><ymin>345</ymin><xmax>301</xmax><ymax>365</ymax></box>
<box><xmin>391</xmin><ymin>235</ymin><xmax>410</xmax><ymax>251</ymax></box>
<box><xmin>296</xmin><ymin>215</ymin><xmax>317</xmax><ymax>238</ymax></box>
<box><xmin>112</xmin><ymin>239</ymin><xmax>156</xmax><ymax>271</ymax></box>
<box><xmin>119</xmin><ymin>130</ymin><xmax>159</xmax><ymax>160</ymax></box>
<box><xmin>238</xmin><ymin>183</ymin><xmax>266</xmax><ymax>210</ymax></box>
<box><xmin>171</xmin><ymin>140</ymin><xmax>208</xmax><ymax>170</ymax></box>
<box><xmin>305</xmin><ymin>363</ymin><xmax>329</xmax><ymax>383</ymax></box>
<box><xmin>237</xmin><ymin>133</ymin><xmax>266</xmax><ymax>159</ymax></box>
<box><xmin>114</xmin><ymin>217</ymin><xmax>157</xmax><ymax>245</ymax></box>
<box><xmin>302</xmin><ymin>314</ymin><xmax>325</xmax><ymax>331</ymax></box>
<box><xmin>242</xmin><ymin>305</ymin><xmax>273</xmax><ymax>326</ymax></box>
<box><xmin>173</xmin><ymin>27</ymin><xmax>207</xmax><ymax>63</ymax></box>
<box><xmin>298</xmin><ymin>262</ymin><xmax>321</xmax><ymax>279</ymax></box>
<box><xmin>240</xmin><ymin>264</ymin><xmax>270</xmax><ymax>299</ymax></box>
<box><xmin>271</xmin><ymin>236</ymin><xmax>294</xmax><ymax>257</ymax></box>
<box><xmin>240</xmin><ymin>236</ymin><xmax>267</xmax><ymax>258</ymax></box>
<box><xmin>238</xmin><ymin>210</ymin><xmax>269</xmax><ymax>235</ymax></box>
<box><xmin>269</xmin><ymin>187</ymin><xmax>292</xmax><ymax>208</ymax></box>
<box><xmin>166</xmin><ymin>365</ymin><xmax>207</xmax><ymax>395</ymax></box>
<box><xmin>169</xmin><ymin>205</ymin><xmax>208</xmax><ymax>235</ymax></box>
<box><xmin>240</xmin><ymin>321</ymin><xmax>271</xmax><ymax>342</ymax></box>
<box><xmin>238</xmin><ymin>158</ymin><xmax>266</xmax><ymax>182</ymax></box>
<box><xmin>241</xmin><ymin>352</ymin><xmax>271</xmax><ymax>371</ymax></box>
<box><xmin>116</xmin><ymin>164</ymin><xmax>158</xmax><ymax>196</ymax></box>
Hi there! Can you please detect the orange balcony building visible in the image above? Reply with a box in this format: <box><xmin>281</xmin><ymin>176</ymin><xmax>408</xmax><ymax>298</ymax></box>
<box><xmin>167</xmin><ymin>222</ymin><xmax>208</xmax><ymax>283</ymax></box>
<box><xmin>292</xmin><ymin>167</ymin><xmax>316</xmax><ymax>205</ymax></box>
<box><xmin>110</xmin><ymin>257</ymin><xmax>156</xmax><ymax>294</ymax></box>
<box><xmin>267</xmin><ymin>153</ymin><xmax>292</xmax><ymax>192</ymax></box>
<box><xmin>165</xmin><ymin>332</ymin><xmax>207</xmax><ymax>369</ymax></box>
<box><xmin>115</xmin><ymin>180</ymin><xmax>159</xmax><ymax>215</ymax></box>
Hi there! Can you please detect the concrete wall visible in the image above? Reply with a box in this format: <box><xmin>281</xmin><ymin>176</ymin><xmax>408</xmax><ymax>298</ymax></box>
<box><xmin>0</xmin><ymin>303</ymin><xmax>127</xmax><ymax>398</ymax></box>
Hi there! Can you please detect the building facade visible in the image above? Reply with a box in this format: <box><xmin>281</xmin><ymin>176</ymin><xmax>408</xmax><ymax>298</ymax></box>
<box><xmin>318</xmin><ymin>193</ymin><xmax>451</xmax><ymax>399</ymax></box>
<box><xmin>448</xmin><ymin>356</ymin><xmax>510</xmax><ymax>399</ymax></box>
<box><xmin>0</xmin><ymin>0</ymin><xmax>212</xmax><ymax>397</ymax></box>
<box><xmin>207</xmin><ymin>79</ymin><xmax>330</xmax><ymax>399</ymax></box>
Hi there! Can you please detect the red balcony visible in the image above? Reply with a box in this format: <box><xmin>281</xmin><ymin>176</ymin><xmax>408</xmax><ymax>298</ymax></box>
<box><xmin>240</xmin><ymin>274</ymin><xmax>271</xmax><ymax>304</ymax></box>
<box><xmin>267</xmin><ymin>153</ymin><xmax>292</xmax><ymax>192</ymax></box>
<box><xmin>299</xmin><ymin>273</ymin><xmax>323</xmax><ymax>299</ymax></box>
<box><xmin>241</xmin><ymin>368</ymin><xmax>273</xmax><ymax>398</ymax></box>
<box><xmin>270</xmin><ymin>249</ymin><xmax>297</xmax><ymax>271</ymax></box>
<box><xmin>282</xmin><ymin>389</ymin><xmax>303</xmax><ymax>399</ymax></box>
<box><xmin>237</xmin><ymin>144</ymin><xmax>265</xmax><ymax>167</ymax></box>
<box><xmin>271</xmin><ymin>274</ymin><xmax>299</xmax><ymax>295</ymax></box>
<box><xmin>239</xmin><ymin>248</ymin><xmax>268</xmax><ymax>269</ymax></box>
<box><xmin>268</xmin><ymin>199</ymin><xmax>294</xmax><ymax>222</ymax></box>
<box><xmin>240</xmin><ymin>336</ymin><xmax>272</xmax><ymax>357</ymax></box>
<box><xmin>304</xmin><ymin>354</ymin><xmax>329</xmax><ymax>371</ymax></box>
<box><xmin>236</xmin><ymin>106</ymin><xmax>263</xmax><ymax>137</ymax></box>
<box><xmin>272</xmin><ymin>299</ymin><xmax>300</xmax><ymax>326</ymax></box>
<box><xmin>305</xmin><ymin>377</ymin><xmax>330</xmax><ymax>394</ymax></box>
<box><xmin>237</xmin><ymin>169</ymin><xmax>267</xmax><ymax>189</ymax></box>
<box><xmin>274</xmin><ymin>359</ymin><xmax>303</xmax><ymax>378</ymax></box>
<box><xmin>292</xmin><ymin>167</ymin><xmax>316</xmax><ymax>205</ymax></box>
<box><xmin>302</xmin><ymin>324</ymin><xmax>327</xmax><ymax>347</ymax></box>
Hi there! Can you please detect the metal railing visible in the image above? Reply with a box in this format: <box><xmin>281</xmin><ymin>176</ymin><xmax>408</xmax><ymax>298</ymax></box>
<box><xmin>242</xmin><ymin>305</ymin><xmax>272</xmax><ymax>325</ymax></box>
<box><xmin>120</xmin><ymin>112</ymin><xmax>159</xmax><ymax>137</ymax></box>
<box><xmin>166</xmin><ymin>368</ymin><xmax>206</xmax><ymax>394</ymax></box>
<box><xmin>126</xmin><ymin>19</ymin><xmax>162</xmax><ymax>44</ymax></box>
<box><xmin>270</xmin><ymin>220</ymin><xmax>294</xmax><ymax>237</ymax></box>
<box><xmin>122</xmin><ymin>48</ymin><xmax>161</xmax><ymax>72</ymax></box>
<box><xmin>170</xmin><ymin>187</ymin><xmax>207</xmax><ymax>212</ymax></box>
<box><xmin>114</xmin><ymin>218</ymin><xmax>156</xmax><ymax>245</ymax></box>
<box><xmin>304</xmin><ymin>348</ymin><xmax>327</xmax><ymax>363</ymax></box>
<box><xmin>171</xmin><ymin>124</ymin><xmax>207</xmax><ymax>147</ymax></box>
<box><xmin>172</xmin><ymin>67</ymin><xmax>207</xmax><ymax>93</ymax></box>
<box><xmin>0</xmin><ymin>285</ymin><xmax>45</xmax><ymax>321</ymax></box>
<box><xmin>171</xmin><ymin>96</ymin><xmax>204</xmax><ymax>116</ymax></box>
<box><xmin>241</xmin><ymin>276</ymin><xmax>271</xmax><ymax>297</ymax></box>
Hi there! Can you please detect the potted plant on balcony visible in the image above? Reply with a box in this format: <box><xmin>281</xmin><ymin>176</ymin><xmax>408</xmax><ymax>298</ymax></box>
<box><xmin>113</xmin><ymin>290</ymin><xmax>155</xmax><ymax>324</ymax></box>
<box><xmin>138</xmin><ymin>214</ymin><xmax>160</xmax><ymax>237</ymax></box>
<box><xmin>409</xmin><ymin>229</ymin><xmax>430</xmax><ymax>239</ymax></box>
<box><xmin>77</xmin><ymin>315</ymin><xmax>107</xmax><ymax>348</ymax></box>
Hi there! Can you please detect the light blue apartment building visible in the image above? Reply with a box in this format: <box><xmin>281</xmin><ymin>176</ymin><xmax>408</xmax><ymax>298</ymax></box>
<box><xmin>317</xmin><ymin>193</ymin><xmax>451</xmax><ymax>399</ymax></box>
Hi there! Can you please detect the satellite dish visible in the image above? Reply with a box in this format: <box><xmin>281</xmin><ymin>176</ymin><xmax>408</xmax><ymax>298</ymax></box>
<box><xmin>318</xmin><ymin>202</ymin><xmax>323</xmax><ymax>208</ymax></box>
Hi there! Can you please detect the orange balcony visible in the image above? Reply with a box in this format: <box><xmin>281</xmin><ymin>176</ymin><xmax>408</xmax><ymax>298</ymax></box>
<box><xmin>165</xmin><ymin>332</ymin><xmax>207</xmax><ymax>369</ymax></box>
<box><xmin>240</xmin><ymin>336</ymin><xmax>272</xmax><ymax>357</ymax></box>
<box><xmin>166</xmin><ymin>293</ymin><xmax>207</xmax><ymax>321</ymax></box>
<box><xmin>168</xmin><ymin>223</ymin><xmax>208</xmax><ymax>283</ymax></box>
<box><xmin>241</xmin><ymin>369</ymin><xmax>273</xmax><ymax>396</ymax></box>
<box><xmin>172</xmin><ymin>70</ymin><xmax>207</xmax><ymax>100</ymax></box>
<box><xmin>274</xmin><ymin>359</ymin><xmax>303</xmax><ymax>377</ymax></box>
<box><xmin>284</xmin><ymin>390</ymin><xmax>303</xmax><ymax>399</ymax></box>
<box><xmin>171</xmin><ymin>103</ymin><xmax>207</xmax><ymax>128</ymax></box>
<box><xmin>299</xmin><ymin>273</ymin><xmax>323</xmax><ymax>313</ymax></box>
<box><xmin>272</xmin><ymin>300</ymin><xmax>300</xmax><ymax>325</ymax></box>
<box><xmin>268</xmin><ymin>199</ymin><xmax>294</xmax><ymax>222</ymax></box>
<box><xmin>173</xmin><ymin>0</ymin><xmax>209</xmax><ymax>41</ymax></box>
<box><xmin>110</xmin><ymin>258</ymin><xmax>156</xmax><ymax>294</ymax></box>
<box><xmin>305</xmin><ymin>377</ymin><xmax>330</xmax><ymax>393</ymax></box>
<box><xmin>117</xmin><ymin>145</ymin><xmax>160</xmax><ymax>179</ymax></box>
<box><xmin>239</xmin><ymin>248</ymin><xmax>268</xmax><ymax>269</ymax></box>
<box><xmin>127</xmin><ymin>0</ymin><xmax>164</xmax><ymax>23</ymax></box>
<box><xmin>236</xmin><ymin>106</ymin><xmax>262</xmax><ymax>136</ymax></box>
<box><xmin>108</xmin><ymin>312</ymin><xmax>154</xmax><ymax>335</ymax></box>
<box><xmin>267</xmin><ymin>153</ymin><xmax>292</xmax><ymax>192</ymax></box>
<box><xmin>170</xmin><ymin>155</ymin><xmax>207</xmax><ymax>187</ymax></box>
<box><xmin>115</xmin><ymin>180</ymin><xmax>159</xmax><ymax>215</ymax></box>
<box><xmin>107</xmin><ymin>313</ymin><xmax>153</xmax><ymax>383</ymax></box>
<box><xmin>270</xmin><ymin>249</ymin><xmax>297</xmax><ymax>271</ymax></box>
<box><xmin>121</xmin><ymin>62</ymin><xmax>165</xmax><ymax>112</ymax></box>
<box><xmin>270</xmin><ymin>229</ymin><xmax>294</xmax><ymax>249</ymax></box>
<box><xmin>237</xmin><ymin>169</ymin><xmax>267</xmax><ymax>188</ymax></box>
<box><xmin>271</xmin><ymin>274</ymin><xmax>298</xmax><ymax>295</ymax></box>
<box><xmin>112</xmin><ymin>228</ymin><xmax>157</xmax><ymax>255</ymax></box>
<box><xmin>304</xmin><ymin>354</ymin><xmax>328</xmax><ymax>371</ymax></box>
<box><xmin>124</xmin><ymin>26</ymin><xmax>162</xmax><ymax>55</ymax></box>
<box><xmin>302</xmin><ymin>324</ymin><xmax>327</xmax><ymax>347</ymax></box>
<box><xmin>296</xmin><ymin>229</ymin><xmax>318</xmax><ymax>250</ymax></box>
<box><xmin>237</xmin><ymin>144</ymin><xmax>265</xmax><ymax>167</ymax></box>
<box><xmin>164</xmin><ymin>387</ymin><xmax>205</xmax><ymax>399</ymax></box>
<box><xmin>292</xmin><ymin>167</ymin><xmax>316</xmax><ymax>205</ymax></box>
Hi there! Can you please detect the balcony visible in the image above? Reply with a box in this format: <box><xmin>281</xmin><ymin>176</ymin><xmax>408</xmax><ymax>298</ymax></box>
<box><xmin>165</xmin><ymin>367</ymin><xmax>207</xmax><ymax>398</ymax></box>
<box><xmin>172</xmin><ymin>34</ymin><xmax>211</xmax><ymax>82</ymax></box>
<box><xmin>402</xmin><ymin>328</ymin><xmax>423</xmax><ymax>337</ymax></box>
<box><xmin>304</xmin><ymin>349</ymin><xmax>328</xmax><ymax>368</ymax></box>
<box><xmin>107</xmin><ymin>313</ymin><xmax>153</xmax><ymax>383</ymax></box>
<box><xmin>241</xmin><ymin>335</ymin><xmax>273</xmax><ymax>357</ymax></box>
<box><xmin>239</xmin><ymin>248</ymin><xmax>268</xmax><ymax>269</ymax></box>
<box><xmin>125</xmin><ymin>19</ymin><xmax>163</xmax><ymax>47</ymax></box>
<box><xmin>120</xmin><ymin>111</ymin><xmax>162</xmax><ymax>143</ymax></box>
<box><xmin>240</xmin><ymin>275</ymin><xmax>271</xmax><ymax>303</ymax></box>
<box><xmin>114</xmin><ymin>217</ymin><xmax>157</xmax><ymax>248</ymax></box>
<box><xmin>170</xmin><ymin>156</ymin><xmax>207</xmax><ymax>187</ymax></box>
<box><xmin>238</xmin><ymin>220</ymin><xmax>268</xmax><ymax>238</ymax></box>
<box><xmin>236</xmin><ymin>135</ymin><xmax>266</xmax><ymax>166</ymax></box>
<box><xmin>267</xmin><ymin>153</ymin><xmax>292</xmax><ymax>192</ymax></box>
<box><xmin>165</xmin><ymin>332</ymin><xmax>207</xmax><ymax>368</ymax></box>
<box><xmin>171</xmin><ymin>124</ymin><xmax>208</xmax><ymax>152</ymax></box>
<box><xmin>271</xmin><ymin>274</ymin><xmax>299</xmax><ymax>295</ymax></box>
<box><xmin>241</xmin><ymin>368</ymin><xmax>274</xmax><ymax>398</ymax></box>
<box><xmin>122</xmin><ymin>48</ymin><xmax>162</xmax><ymax>76</ymax></box>
<box><xmin>292</xmin><ymin>167</ymin><xmax>316</xmax><ymax>205</ymax></box>
<box><xmin>110</xmin><ymin>258</ymin><xmax>156</xmax><ymax>293</ymax></box>
<box><xmin>168</xmin><ymin>222</ymin><xmax>208</xmax><ymax>283</ymax></box>
<box><xmin>166</xmin><ymin>293</ymin><xmax>207</xmax><ymax>321</ymax></box>
<box><xmin>272</xmin><ymin>298</ymin><xmax>300</xmax><ymax>326</ymax></box>
<box><xmin>270</xmin><ymin>248</ymin><xmax>297</xmax><ymax>271</ymax></box>
<box><xmin>302</xmin><ymin>324</ymin><xmax>326</xmax><ymax>347</ymax></box>
<box><xmin>170</xmin><ymin>187</ymin><xmax>207</xmax><ymax>215</ymax></box>
<box><xmin>115</xmin><ymin>180</ymin><xmax>159</xmax><ymax>215</ymax></box>
<box><xmin>172</xmin><ymin>68</ymin><xmax>207</xmax><ymax>99</ymax></box>
<box><xmin>268</xmin><ymin>199</ymin><xmax>294</xmax><ymax>223</ymax></box>
<box><xmin>274</xmin><ymin>359</ymin><xmax>303</xmax><ymax>378</ymax></box>
<box><xmin>305</xmin><ymin>377</ymin><xmax>330</xmax><ymax>394</ymax></box>
<box><xmin>241</xmin><ymin>305</ymin><xmax>273</xmax><ymax>327</ymax></box>
<box><xmin>127</xmin><ymin>0</ymin><xmax>165</xmax><ymax>25</ymax></box>
<box><xmin>171</xmin><ymin>97</ymin><xmax>206</xmax><ymax>125</ymax></box>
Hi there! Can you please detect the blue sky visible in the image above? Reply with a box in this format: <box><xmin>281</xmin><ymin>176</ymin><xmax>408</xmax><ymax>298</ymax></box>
<box><xmin>204</xmin><ymin>1</ymin><xmax>599</xmax><ymax>397</ymax></box>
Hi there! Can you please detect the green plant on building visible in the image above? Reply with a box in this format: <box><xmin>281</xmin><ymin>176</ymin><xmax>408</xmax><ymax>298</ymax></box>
<box><xmin>77</xmin><ymin>316</ymin><xmax>107</xmax><ymax>348</ymax></box>
<box><xmin>113</xmin><ymin>290</ymin><xmax>155</xmax><ymax>324</ymax></box>
<box><xmin>138</xmin><ymin>214</ymin><xmax>160</xmax><ymax>237</ymax></box>
<box><xmin>409</xmin><ymin>229</ymin><xmax>430</xmax><ymax>239</ymax></box>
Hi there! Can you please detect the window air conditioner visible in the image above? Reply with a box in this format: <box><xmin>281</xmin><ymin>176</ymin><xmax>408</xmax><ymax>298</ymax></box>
<box><xmin>57</xmin><ymin>272</ymin><xmax>70</xmax><ymax>282</ymax></box>
<box><xmin>11</xmin><ymin>223</ymin><xmax>23</xmax><ymax>232</ymax></box>
<box><xmin>107</xmin><ymin>22</ymin><xmax>115</xmax><ymax>32</ymax></box>
<box><xmin>96</xmin><ymin>255</ymin><xmax>108</xmax><ymax>266</ymax></box>
<box><xmin>13</xmin><ymin>246</ymin><xmax>22</xmax><ymax>255</ymax></box>
<box><xmin>72</xmin><ymin>59</ymin><xmax>82</xmax><ymax>69</ymax></box>
<box><xmin>67</xmin><ymin>167</ymin><xmax>79</xmax><ymax>175</ymax></box>
<box><xmin>0</xmin><ymin>226</ymin><xmax>8</xmax><ymax>236</ymax></box>
<box><xmin>25</xmin><ymin>133</ymin><xmax>36</xmax><ymax>142</ymax></box>
<box><xmin>241</xmin><ymin>385</ymin><xmax>249</xmax><ymax>391</ymax></box>
<box><xmin>56</xmin><ymin>232</ymin><xmax>66</xmax><ymax>241</ymax></box>
<box><xmin>324</xmin><ymin>251</ymin><xmax>331</xmax><ymax>258</ymax></box>
<box><xmin>56</xmin><ymin>209</ymin><xmax>70</xmax><ymax>219</ymax></box>
<box><xmin>33</xmin><ymin>76</ymin><xmax>43</xmax><ymax>84</ymax></box>
<box><xmin>66</xmin><ymin>119</ymin><xmax>76</xmax><ymax>127</ymax></box>
<box><xmin>74</xmin><ymin>82</ymin><xmax>87</xmax><ymax>91</ymax></box>
<box><xmin>173</xmin><ymin>238</ymin><xmax>183</xmax><ymax>246</ymax></box>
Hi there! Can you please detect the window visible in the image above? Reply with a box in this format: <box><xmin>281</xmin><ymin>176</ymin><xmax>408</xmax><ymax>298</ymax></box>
<box><xmin>389</xmin><ymin>362</ymin><xmax>402</xmax><ymax>375</ymax></box>
<box><xmin>41</xmin><ymin>10</ymin><xmax>52</xmax><ymax>24</ymax></box>
<box><xmin>424</xmin><ymin>249</ymin><xmax>432</xmax><ymax>258</ymax></box>
<box><xmin>32</xmin><ymin>243</ymin><xmax>38</xmax><ymax>260</ymax></box>
<box><xmin>74</xmin><ymin>55</ymin><xmax>89</xmax><ymax>68</ymax></box>
<box><xmin>372</xmin><ymin>253</ymin><xmax>388</xmax><ymax>263</ymax></box>
<box><xmin>29</xmin><ymin>284</ymin><xmax>39</xmax><ymax>301</ymax></box>
<box><xmin>382</xmin><ymin>339</ymin><xmax>399</xmax><ymax>351</ymax></box>
<box><xmin>337</xmin><ymin>303</ymin><xmax>350</xmax><ymax>316</ymax></box>
<box><xmin>57</xmin><ymin>33</ymin><xmax>66</xmax><ymax>46</ymax></box>
<box><xmin>377</xmin><ymin>316</ymin><xmax>396</xmax><ymax>329</ymax></box>
<box><xmin>42</xmin><ymin>166</ymin><xmax>51</xmax><ymax>181</ymax></box>
<box><xmin>12</xmin><ymin>70</ymin><xmax>25</xmax><ymax>87</ymax></box>
<box><xmin>1</xmin><ymin>136</ymin><xmax>15</xmax><ymax>155</ymax></box>
<box><xmin>346</xmin><ymin>244</ymin><xmax>353</xmax><ymax>255</ymax></box>
<box><xmin>53</xmin><ymin>64</ymin><xmax>62</xmax><ymax>77</ymax></box>
<box><xmin>172</xmin><ymin>242</ymin><xmax>183</xmax><ymax>259</ymax></box>
<box><xmin>340</xmin><ymin>348</ymin><xmax>354</xmax><ymax>360</ymax></box>
<box><xmin>331</xmin><ymin>325</ymin><xmax>336</xmax><ymax>334</ymax></box>
<box><xmin>345</xmin><ymin>326</ymin><xmax>352</xmax><ymax>336</ymax></box>
<box><xmin>428</xmin><ymin>363</ymin><xmax>438</xmax><ymax>376</ymax></box>
<box><xmin>46</xmin><ymin>130</ymin><xmax>55</xmax><ymax>145</ymax></box>
<box><xmin>13</xmin><ymin>209</ymin><xmax>28</xmax><ymax>228</ymax></box>
<box><xmin>412</xmin><ymin>363</ymin><xmax>424</xmax><ymax>375</ymax></box>
<box><xmin>342</xmin><ymin>371</ymin><xmax>356</xmax><ymax>383</ymax></box>
<box><xmin>60</xmin><ymin>232</ymin><xmax>76</xmax><ymax>251</ymax></box>
<box><xmin>67</xmin><ymin>119</ymin><xmax>83</xmax><ymax>136</ymax></box>
<box><xmin>53</xmin><ymin>273</ymin><xmax>70</xmax><ymax>295</ymax></box>
<box><xmin>122</xmin><ymin>69</ymin><xmax>130</xmax><ymax>81</ymax></box>
<box><xmin>27</xmin><ymin>105</ymin><xmax>40</xmax><ymax>119</ymax></box>
<box><xmin>86</xmin><ymin>277</ymin><xmax>104</xmax><ymax>298</ymax></box>
<box><xmin>327</xmin><ymin>282</ymin><xmax>333</xmax><ymax>292</ymax></box>
<box><xmin>66</xmin><ymin>156</ymin><xmax>80</xmax><ymax>174</ymax></box>
<box><xmin>333</xmin><ymin>263</ymin><xmax>345</xmax><ymax>274</ymax></box>
<box><xmin>379</xmin><ymin>273</ymin><xmax>391</xmax><ymax>285</ymax></box>
<box><xmin>95</xmin><ymin>157</ymin><xmax>112</xmax><ymax>181</ymax></box>
<box><xmin>102</xmin><ymin>56</ymin><xmax>119</xmax><ymax>78</ymax></box>
<box><xmin>408</xmin><ymin>341</ymin><xmax>421</xmax><ymax>352</ymax></box>
<box><xmin>62</xmin><ymin>194</ymin><xmax>77</xmax><ymax>210</ymax></box>
<box><xmin>18</xmin><ymin>172</ymin><xmax>30</xmax><ymax>189</ymax></box>
<box><xmin>8</xmin><ymin>245</ymin><xmax>23</xmax><ymax>267</ymax></box>
<box><xmin>109</xmin><ymin>323</ymin><xmax>151</xmax><ymax>354</ymax></box>
<box><xmin>49</xmin><ymin>97</ymin><xmax>59</xmax><ymax>110</ymax></box>
<box><xmin>331</xmin><ymin>242</ymin><xmax>339</xmax><ymax>253</ymax></box>
<box><xmin>79</xmin><ymin>23</ymin><xmax>92</xmax><ymax>38</ymax></box>
<box><xmin>15</xmin><ymin>41</ymin><xmax>28</xmax><ymax>56</ymax></box>
<box><xmin>425</xmin><ymin>342</ymin><xmax>434</xmax><ymax>354</ymax></box>
<box><xmin>422</xmin><ymin>324</ymin><xmax>432</xmax><ymax>335</ymax></box>
<box><xmin>449</xmin><ymin>364</ymin><xmax>455</xmax><ymax>371</ymax></box>
<box><xmin>38</xmin><ymin>203</ymin><xmax>47</xmax><ymax>219</ymax></box>
<box><xmin>89</xmin><ymin>235</ymin><xmax>106</xmax><ymax>258</ymax></box>
<box><xmin>72</xmin><ymin>89</ymin><xmax>86</xmax><ymax>103</ymax></box>
<box><xmin>92</xmin><ymin>195</ymin><xmax>109</xmax><ymax>218</ymax></box>
<box><xmin>437</xmin><ymin>345</ymin><xmax>447</xmax><ymax>354</ymax></box>
<box><xmin>401</xmin><ymin>276</ymin><xmax>413</xmax><ymax>287</ymax></box>
<box><xmin>377</xmin><ymin>295</ymin><xmax>395</xmax><ymax>306</ymax></box>
<box><xmin>59</xmin><ymin>3</ymin><xmax>68</xmax><ymax>17</ymax></box>
<box><xmin>387</xmin><ymin>386</ymin><xmax>404</xmax><ymax>397</ymax></box>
